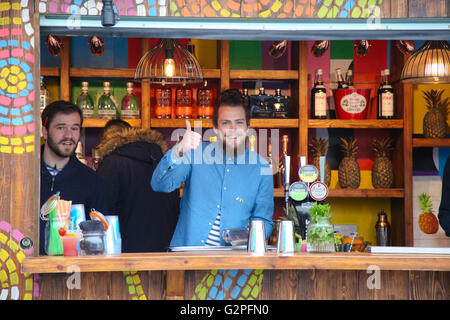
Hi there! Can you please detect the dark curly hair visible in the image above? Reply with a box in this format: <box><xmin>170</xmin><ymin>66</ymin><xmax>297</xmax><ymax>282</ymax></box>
<box><xmin>213</xmin><ymin>88</ymin><xmax>250</xmax><ymax>128</ymax></box>
<box><xmin>41</xmin><ymin>100</ymin><xmax>83</xmax><ymax>129</ymax></box>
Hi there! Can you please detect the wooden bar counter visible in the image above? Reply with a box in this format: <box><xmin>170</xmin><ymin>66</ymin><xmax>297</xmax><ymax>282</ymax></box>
<box><xmin>22</xmin><ymin>252</ymin><xmax>450</xmax><ymax>300</ymax></box>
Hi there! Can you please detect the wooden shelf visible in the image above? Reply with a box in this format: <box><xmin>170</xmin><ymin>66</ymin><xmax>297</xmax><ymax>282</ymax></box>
<box><xmin>83</xmin><ymin>118</ymin><xmax>141</xmax><ymax>128</ymax></box>
<box><xmin>274</xmin><ymin>188</ymin><xmax>404</xmax><ymax>198</ymax></box>
<box><xmin>22</xmin><ymin>252</ymin><xmax>450</xmax><ymax>274</ymax></box>
<box><xmin>230</xmin><ymin>70</ymin><xmax>298</xmax><ymax>80</ymax></box>
<box><xmin>413</xmin><ymin>138</ymin><xmax>450</xmax><ymax>148</ymax></box>
<box><xmin>327</xmin><ymin>188</ymin><xmax>404</xmax><ymax>198</ymax></box>
<box><xmin>41</xmin><ymin>67</ymin><xmax>59</xmax><ymax>77</ymax></box>
<box><xmin>151</xmin><ymin>118</ymin><xmax>298</xmax><ymax>128</ymax></box>
<box><xmin>308</xmin><ymin>119</ymin><xmax>403</xmax><ymax>129</ymax></box>
<box><xmin>41</xmin><ymin>68</ymin><xmax>221</xmax><ymax>79</ymax></box>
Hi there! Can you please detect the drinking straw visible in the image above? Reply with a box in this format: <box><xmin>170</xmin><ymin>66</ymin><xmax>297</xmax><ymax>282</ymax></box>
<box><xmin>48</xmin><ymin>202</ymin><xmax>63</xmax><ymax>255</ymax></box>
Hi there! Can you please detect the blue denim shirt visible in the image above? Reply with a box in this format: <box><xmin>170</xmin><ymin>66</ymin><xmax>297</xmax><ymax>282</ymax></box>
<box><xmin>151</xmin><ymin>141</ymin><xmax>274</xmax><ymax>246</ymax></box>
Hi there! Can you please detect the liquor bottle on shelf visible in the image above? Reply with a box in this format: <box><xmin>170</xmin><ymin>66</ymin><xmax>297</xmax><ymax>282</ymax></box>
<box><xmin>335</xmin><ymin>68</ymin><xmax>348</xmax><ymax>89</ymax></box>
<box><xmin>377</xmin><ymin>69</ymin><xmax>394</xmax><ymax>119</ymax></box>
<box><xmin>97</xmin><ymin>82</ymin><xmax>118</xmax><ymax>119</ymax></box>
<box><xmin>242</xmin><ymin>88</ymin><xmax>250</xmax><ymax>109</ymax></box>
<box><xmin>275</xmin><ymin>135</ymin><xmax>289</xmax><ymax>188</ymax></box>
<box><xmin>345</xmin><ymin>69</ymin><xmax>354</xmax><ymax>89</ymax></box>
<box><xmin>272</xmin><ymin>88</ymin><xmax>289</xmax><ymax>118</ymax></box>
<box><xmin>76</xmin><ymin>82</ymin><xmax>94</xmax><ymax>119</ymax></box>
<box><xmin>40</xmin><ymin>76</ymin><xmax>50</xmax><ymax>113</ymax></box>
<box><xmin>250</xmin><ymin>87</ymin><xmax>273</xmax><ymax>118</ymax></box>
<box><xmin>175</xmin><ymin>80</ymin><xmax>193</xmax><ymax>119</ymax></box>
<box><xmin>120</xmin><ymin>82</ymin><xmax>139</xmax><ymax>119</ymax></box>
<box><xmin>248</xmin><ymin>134</ymin><xmax>256</xmax><ymax>152</ymax></box>
<box><xmin>155</xmin><ymin>84</ymin><xmax>172</xmax><ymax>119</ymax></box>
<box><xmin>311</xmin><ymin>69</ymin><xmax>327</xmax><ymax>119</ymax></box>
<box><xmin>197</xmin><ymin>80</ymin><xmax>214</xmax><ymax>119</ymax></box>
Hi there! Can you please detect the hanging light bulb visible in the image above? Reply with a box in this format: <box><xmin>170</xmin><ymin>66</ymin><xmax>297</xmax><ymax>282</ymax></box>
<box><xmin>401</xmin><ymin>41</ymin><xmax>450</xmax><ymax>84</ymax></box>
<box><xmin>163</xmin><ymin>41</ymin><xmax>176</xmax><ymax>77</ymax></box>
<box><xmin>135</xmin><ymin>39</ymin><xmax>203</xmax><ymax>85</ymax></box>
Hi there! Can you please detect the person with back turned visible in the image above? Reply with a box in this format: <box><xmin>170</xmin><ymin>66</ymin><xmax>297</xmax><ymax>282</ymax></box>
<box><xmin>151</xmin><ymin>89</ymin><xmax>274</xmax><ymax>247</ymax></box>
<box><xmin>96</xmin><ymin>120</ymin><xmax>180</xmax><ymax>252</ymax></box>
<box><xmin>40</xmin><ymin>100</ymin><xmax>108</xmax><ymax>255</ymax></box>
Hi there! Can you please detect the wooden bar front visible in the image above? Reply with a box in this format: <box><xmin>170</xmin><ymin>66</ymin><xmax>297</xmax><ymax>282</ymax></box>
<box><xmin>22</xmin><ymin>252</ymin><xmax>450</xmax><ymax>300</ymax></box>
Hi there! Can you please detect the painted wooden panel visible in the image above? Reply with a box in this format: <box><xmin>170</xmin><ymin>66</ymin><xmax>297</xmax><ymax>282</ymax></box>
<box><xmin>0</xmin><ymin>0</ymin><xmax>39</xmax><ymax>301</ymax></box>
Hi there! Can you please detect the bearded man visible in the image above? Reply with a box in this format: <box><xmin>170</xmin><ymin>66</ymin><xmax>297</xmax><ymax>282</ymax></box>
<box><xmin>151</xmin><ymin>89</ymin><xmax>274</xmax><ymax>247</ymax></box>
<box><xmin>40</xmin><ymin>100</ymin><xmax>107</xmax><ymax>255</ymax></box>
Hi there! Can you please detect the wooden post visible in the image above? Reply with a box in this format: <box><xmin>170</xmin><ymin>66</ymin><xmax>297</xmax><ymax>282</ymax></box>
<box><xmin>166</xmin><ymin>270</ymin><xmax>185</xmax><ymax>300</ymax></box>
<box><xmin>60</xmin><ymin>37</ymin><xmax>71</xmax><ymax>101</ymax></box>
<box><xmin>0</xmin><ymin>0</ymin><xmax>40</xmax><ymax>300</ymax></box>
<box><xmin>220</xmin><ymin>40</ymin><xmax>230</xmax><ymax>92</ymax></box>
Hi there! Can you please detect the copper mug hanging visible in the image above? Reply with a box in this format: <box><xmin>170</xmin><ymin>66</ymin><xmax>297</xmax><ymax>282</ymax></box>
<box><xmin>46</xmin><ymin>35</ymin><xmax>63</xmax><ymax>56</ymax></box>
<box><xmin>88</xmin><ymin>36</ymin><xmax>105</xmax><ymax>56</ymax></box>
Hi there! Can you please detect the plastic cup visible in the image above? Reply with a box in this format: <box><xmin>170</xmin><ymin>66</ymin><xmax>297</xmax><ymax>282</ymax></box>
<box><xmin>62</xmin><ymin>233</ymin><xmax>82</xmax><ymax>257</ymax></box>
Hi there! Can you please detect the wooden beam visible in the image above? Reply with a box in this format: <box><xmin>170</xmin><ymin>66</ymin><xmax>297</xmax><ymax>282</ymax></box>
<box><xmin>60</xmin><ymin>37</ymin><xmax>71</xmax><ymax>101</ymax></box>
<box><xmin>141</xmin><ymin>39</ymin><xmax>151</xmax><ymax>129</ymax></box>
<box><xmin>220</xmin><ymin>40</ymin><xmax>230</xmax><ymax>92</ymax></box>
<box><xmin>166</xmin><ymin>270</ymin><xmax>185</xmax><ymax>300</ymax></box>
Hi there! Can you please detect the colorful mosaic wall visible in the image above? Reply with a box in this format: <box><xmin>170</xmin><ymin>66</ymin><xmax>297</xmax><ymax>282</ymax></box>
<box><xmin>0</xmin><ymin>1</ymin><xmax>36</xmax><ymax>155</ymax></box>
<box><xmin>37</xmin><ymin>0</ymin><xmax>385</xmax><ymax>18</ymax></box>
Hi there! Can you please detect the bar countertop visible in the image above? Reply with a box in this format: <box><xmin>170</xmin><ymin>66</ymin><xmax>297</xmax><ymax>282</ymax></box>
<box><xmin>22</xmin><ymin>251</ymin><xmax>450</xmax><ymax>274</ymax></box>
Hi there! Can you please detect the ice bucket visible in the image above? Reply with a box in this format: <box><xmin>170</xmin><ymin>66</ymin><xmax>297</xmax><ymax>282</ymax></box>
<box><xmin>333</xmin><ymin>88</ymin><xmax>371</xmax><ymax>120</ymax></box>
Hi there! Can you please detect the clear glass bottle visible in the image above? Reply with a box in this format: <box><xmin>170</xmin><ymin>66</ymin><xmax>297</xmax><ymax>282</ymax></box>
<box><xmin>345</xmin><ymin>69</ymin><xmax>354</xmax><ymax>89</ymax></box>
<box><xmin>76</xmin><ymin>82</ymin><xmax>94</xmax><ymax>119</ymax></box>
<box><xmin>97</xmin><ymin>82</ymin><xmax>117</xmax><ymax>119</ymax></box>
<box><xmin>248</xmin><ymin>134</ymin><xmax>256</xmax><ymax>152</ymax></box>
<box><xmin>272</xmin><ymin>88</ymin><xmax>289</xmax><ymax>118</ymax></box>
<box><xmin>197</xmin><ymin>80</ymin><xmax>214</xmax><ymax>119</ymax></box>
<box><xmin>307</xmin><ymin>216</ymin><xmax>335</xmax><ymax>253</ymax></box>
<box><xmin>120</xmin><ymin>82</ymin><xmax>139</xmax><ymax>119</ymax></box>
<box><xmin>377</xmin><ymin>69</ymin><xmax>394</xmax><ymax>119</ymax></box>
<box><xmin>311</xmin><ymin>69</ymin><xmax>327</xmax><ymax>119</ymax></box>
<box><xmin>155</xmin><ymin>84</ymin><xmax>172</xmax><ymax>119</ymax></box>
<box><xmin>335</xmin><ymin>68</ymin><xmax>348</xmax><ymax>89</ymax></box>
<box><xmin>176</xmin><ymin>81</ymin><xmax>193</xmax><ymax>119</ymax></box>
<box><xmin>40</xmin><ymin>76</ymin><xmax>50</xmax><ymax>113</ymax></box>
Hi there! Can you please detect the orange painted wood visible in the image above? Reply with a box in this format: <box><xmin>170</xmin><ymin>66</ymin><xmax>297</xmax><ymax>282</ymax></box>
<box><xmin>141</xmin><ymin>39</ymin><xmax>151</xmax><ymax>129</ymax></box>
<box><xmin>308</xmin><ymin>119</ymin><xmax>404</xmax><ymax>129</ymax></box>
<box><xmin>230</xmin><ymin>70</ymin><xmax>298</xmax><ymax>80</ymax></box>
<box><xmin>22</xmin><ymin>252</ymin><xmax>450</xmax><ymax>274</ymax></box>
<box><xmin>150</xmin><ymin>118</ymin><xmax>299</xmax><ymax>128</ymax></box>
<box><xmin>413</xmin><ymin>138</ymin><xmax>450</xmax><ymax>148</ymax></box>
<box><xmin>82</xmin><ymin>118</ymin><xmax>141</xmax><ymax>128</ymax></box>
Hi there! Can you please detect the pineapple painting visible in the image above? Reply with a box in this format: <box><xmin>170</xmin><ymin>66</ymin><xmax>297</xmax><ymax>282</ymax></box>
<box><xmin>422</xmin><ymin>89</ymin><xmax>448</xmax><ymax>138</ymax></box>
<box><xmin>309</xmin><ymin>138</ymin><xmax>331</xmax><ymax>186</ymax></box>
<box><xmin>371</xmin><ymin>137</ymin><xmax>394</xmax><ymax>188</ymax></box>
<box><xmin>418</xmin><ymin>193</ymin><xmax>439</xmax><ymax>234</ymax></box>
<box><xmin>338</xmin><ymin>137</ymin><xmax>360</xmax><ymax>189</ymax></box>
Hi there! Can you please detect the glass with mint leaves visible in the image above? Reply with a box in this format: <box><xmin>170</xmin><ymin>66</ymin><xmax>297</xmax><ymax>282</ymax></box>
<box><xmin>307</xmin><ymin>203</ymin><xmax>335</xmax><ymax>253</ymax></box>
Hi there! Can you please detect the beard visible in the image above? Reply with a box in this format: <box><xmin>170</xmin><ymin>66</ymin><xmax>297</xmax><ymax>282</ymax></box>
<box><xmin>46</xmin><ymin>135</ymin><xmax>77</xmax><ymax>159</ymax></box>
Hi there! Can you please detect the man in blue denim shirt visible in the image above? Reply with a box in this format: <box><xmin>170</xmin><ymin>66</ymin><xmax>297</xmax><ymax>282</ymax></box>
<box><xmin>151</xmin><ymin>89</ymin><xmax>274</xmax><ymax>247</ymax></box>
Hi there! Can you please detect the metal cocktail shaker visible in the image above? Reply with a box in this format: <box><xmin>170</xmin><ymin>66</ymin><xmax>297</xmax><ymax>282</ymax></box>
<box><xmin>276</xmin><ymin>220</ymin><xmax>296</xmax><ymax>253</ymax></box>
<box><xmin>247</xmin><ymin>220</ymin><xmax>266</xmax><ymax>254</ymax></box>
<box><xmin>375</xmin><ymin>209</ymin><xmax>391</xmax><ymax>246</ymax></box>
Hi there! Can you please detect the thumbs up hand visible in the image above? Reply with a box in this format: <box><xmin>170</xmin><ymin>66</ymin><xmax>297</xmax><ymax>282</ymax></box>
<box><xmin>174</xmin><ymin>120</ymin><xmax>202</xmax><ymax>157</ymax></box>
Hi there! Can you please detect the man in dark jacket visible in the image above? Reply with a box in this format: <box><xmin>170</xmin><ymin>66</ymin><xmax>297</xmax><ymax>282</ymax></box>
<box><xmin>438</xmin><ymin>155</ymin><xmax>450</xmax><ymax>237</ymax></box>
<box><xmin>40</xmin><ymin>100</ymin><xmax>108</xmax><ymax>255</ymax></box>
<box><xmin>96</xmin><ymin>123</ymin><xmax>179</xmax><ymax>252</ymax></box>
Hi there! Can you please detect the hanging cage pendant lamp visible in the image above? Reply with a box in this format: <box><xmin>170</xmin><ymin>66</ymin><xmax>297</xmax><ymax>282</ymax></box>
<box><xmin>134</xmin><ymin>39</ymin><xmax>203</xmax><ymax>85</ymax></box>
<box><xmin>401</xmin><ymin>40</ymin><xmax>450</xmax><ymax>84</ymax></box>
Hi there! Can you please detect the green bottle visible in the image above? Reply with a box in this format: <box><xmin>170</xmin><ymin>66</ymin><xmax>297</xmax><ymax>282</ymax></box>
<box><xmin>120</xmin><ymin>82</ymin><xmax>139</xmax><ymax>119</ymax></box>
<box><xmin>76</xmin><ymin>82</ymin><xmax>95</xmax><ymax>118</ymax></box>
<box><xmin>98</xmin><ymin>82</ymin><xmax>117</xmax><ymax>119</ymax></box>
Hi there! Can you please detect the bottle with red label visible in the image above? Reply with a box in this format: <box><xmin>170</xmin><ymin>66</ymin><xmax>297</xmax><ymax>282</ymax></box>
<box><xmin>377</xmin><ymin>68</ymin><xmax>394</xmax><ymax>119</ymax></box>
<box><xmin>311</xmin><ymin>69</ymin><xmax>327</xmax><ymax>119</ymax></box>
<box><xmin>197</xmin><ymin>80</ymin><xmax>214</xmax><ymax>119</ymax></box>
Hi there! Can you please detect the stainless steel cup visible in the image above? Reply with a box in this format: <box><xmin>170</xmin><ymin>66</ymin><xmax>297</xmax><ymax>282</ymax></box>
<box><xmin>247</xmin><ymin>220</ymin><xmax>266</xmax><ymax>254</ymax></box>
<box><xmin>276</xmin><ymin>220</ymin><xmax>295</xmax><ymax>253</ymax></box>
